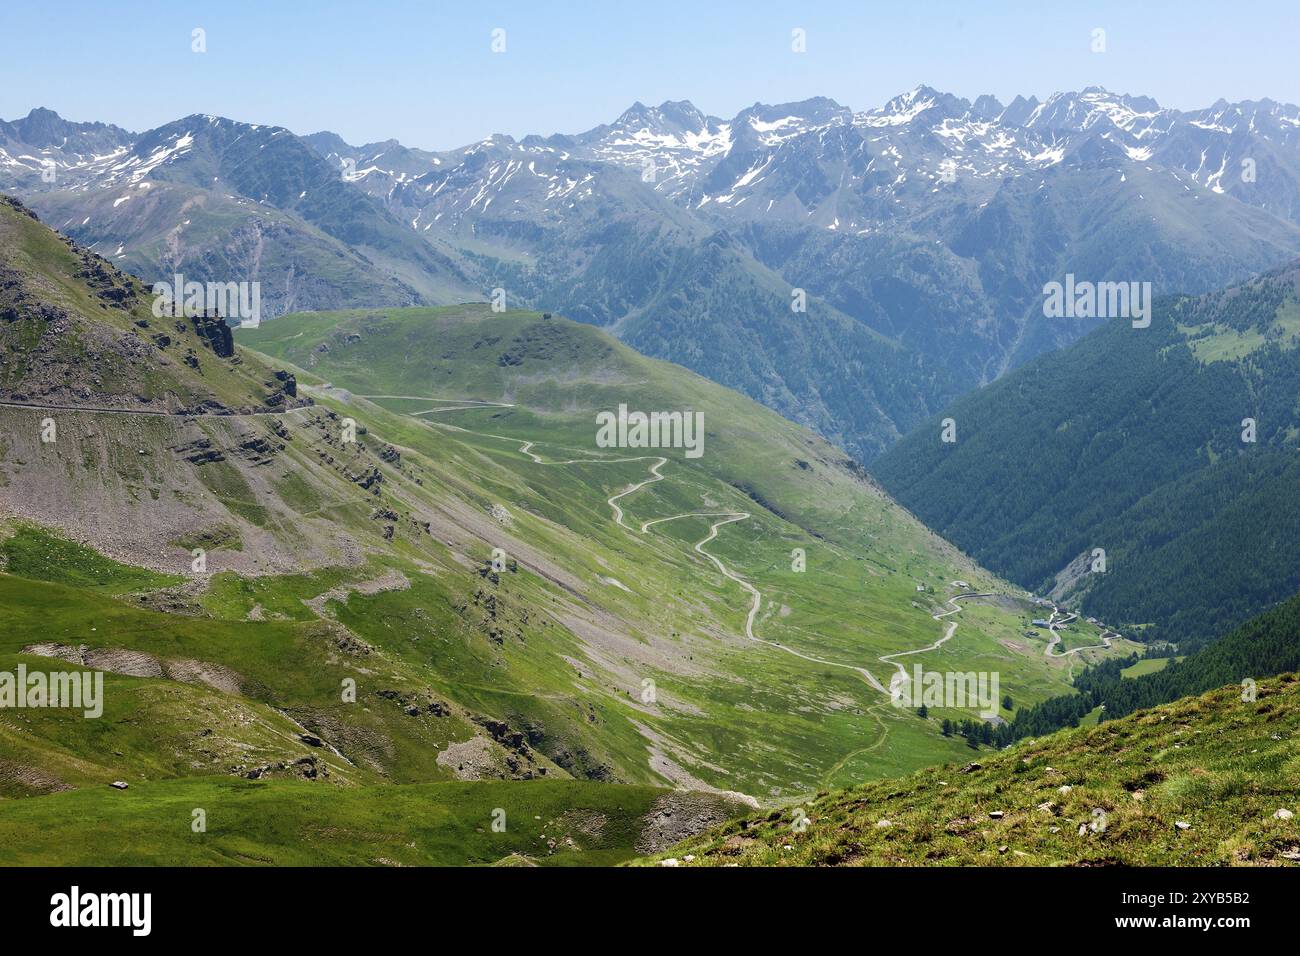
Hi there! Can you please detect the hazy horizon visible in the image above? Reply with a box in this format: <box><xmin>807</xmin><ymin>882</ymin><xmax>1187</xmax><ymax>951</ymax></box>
<box><xmin>3</xmin><ymin>0</ymin><xmax>1299</xmax><ymax>151</ymax></box>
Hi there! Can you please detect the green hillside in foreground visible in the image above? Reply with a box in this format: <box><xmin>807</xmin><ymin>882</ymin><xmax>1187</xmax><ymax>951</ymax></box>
<box><xmin>638</xmin><ymin>673</ymin><xmax>1300</xmax><ymax>867</ymax></box>
<box><xmin>0</xmin><ymin>778</ymin><xmax>738</xmax><ymax>866</ymax></box>
<box><xmin>872</xmin><ymin>263</ymin><xmax>1300</xmax><ymax>652</ymax></box>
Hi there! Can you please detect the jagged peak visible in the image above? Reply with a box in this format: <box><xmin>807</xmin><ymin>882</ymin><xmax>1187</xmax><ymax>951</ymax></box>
<box><xmin>855</xmin><ymin>85</ymin><xmax>968</xmax><ymax>127</ymax></box>
<box><xmin>971</xmin><ymin>94</ymin><xmax>1004</xmax><ymax>120</ymax></box>
<box><xmin>613</xmin><ymin>99</ymin><xmax>709</xmax><ymax>133</ymax></box>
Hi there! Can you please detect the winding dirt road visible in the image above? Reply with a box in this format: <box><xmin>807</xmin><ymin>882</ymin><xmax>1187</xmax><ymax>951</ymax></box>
<box><xmin>1041</xmin><ymin>607</ymin><xmax>1117</xmax><ymax>658</ymax></box>
<box><xmin>401</xmin><ymin>397</ymin><xmax>1002</xmax><ymax>699</ymax></box>
<box><xmin>880</xmin><ymin>592</ymin><xmax>994</xmax><ymax>698</ymax></box>
<box><xmin>18</xmin><ymin>384</ymin><xmax>992</xmax><ymax>709</ymax></box>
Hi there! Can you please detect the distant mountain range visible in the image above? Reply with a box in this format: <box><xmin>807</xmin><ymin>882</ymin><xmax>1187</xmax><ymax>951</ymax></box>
<box><xmin>7</xmin><ymin>86</ymin><xmax>1300</xmax><ymax>459</ymax></box>
<box><xmin>0</xmin><ymin>110</ymin><xmax>476</xmax><ymax>317</ymax></box>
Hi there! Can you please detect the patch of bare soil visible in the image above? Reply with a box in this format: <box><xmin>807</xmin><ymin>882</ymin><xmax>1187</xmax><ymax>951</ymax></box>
<box><xmin>84</xmin><ymin>648</ymin><xmax>165</xmax><ymax>678</ymax></box>
<box><xmin>163</xmin><ymin>658</ymin><xmax>243</xmax><ymax>695</ymax></box>
<box><xmin>20</xmin><ymin>643</ymin><xmax>245</xmax><ymax>695</ymax></box>
<box><xmin>129</xmin><ymin>577</ymin><xmax>209</xmax><ymax>617</ymax></box>
<box><xmin>490</xmin><ymin>853</ymin><xmax>540</xmax><ymax>867</ymax></box>
<box><xmin>436</xmin><ymin>734</ymin><xmax>504</xmax><ymax>780</ymax></box>
<box><xmin>635</xmin><ymin>792</ymin><xmax>746</xmax><ymax>854</ymax></box>
<box><xmin>631</xmin><ymin>719</ymin><xmax>759</xmax><ymax>808</ymax></box>
<box><xmin>434</xmin><ymin>730</ymin><xmax>551</xmax><ymax>782</ymax></box>
<box><xmin>0</xmin><ymin>757</ymin><xmax>71</xmax><ymax>796</ymax></box>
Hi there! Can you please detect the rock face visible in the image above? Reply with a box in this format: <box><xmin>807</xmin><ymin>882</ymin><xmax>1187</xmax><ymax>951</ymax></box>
<box><xmin>172</xmin><ymin>438</ymin><xmax>225</xmax><ymax>465</ymax></box>
<box><xmin>240</xmin><ymin>755</ymin><xmax>323</xmax><ymax>781</ymax></box>
<box><xmin>74</xmin><ymin>251</ymin><xmax>135</xmax><ymax>308</ymax></box>
<box><xmin>189</xmin><ymin>311</ymin><xmax>235</xmax><ymax>357</ymax></box>
<box><xmin>2</xmin><ymin>199</ymin><xmax>312</xmax><ymax>416</ymax></box>
<box><xmin>0</xmin><ymin>195</ymin><xmax>39</xmax><ymax>220</ymax></box>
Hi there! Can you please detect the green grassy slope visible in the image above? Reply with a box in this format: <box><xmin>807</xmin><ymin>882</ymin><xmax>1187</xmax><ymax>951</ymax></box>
<box><xmin>0</xmin><ymin>195</ymin><xmax>301</xmax><ymax>412</ymax></box>
<box><xmin>0</xmin><ymin>568</ymin><xmax>508</xmax><ymax>794</ymax></box>
<box><xmin>0</xmin><ymin>201</ymin><xmax>1125</xmax><ymax>864</ymax></box>
<box><xmin>638</xmin><ymin>673</ymin><xmax>1300</xmax><ymax>866</ymax></box>
<box><xmin>0</xmin><ymin>778</ymin><xmax>735</xmax><ymax>866</ymax></box>
<box><xmin>237</xmin><ymin>304</ymin><xmax>1128</xmax><ymax>792</ymax></box>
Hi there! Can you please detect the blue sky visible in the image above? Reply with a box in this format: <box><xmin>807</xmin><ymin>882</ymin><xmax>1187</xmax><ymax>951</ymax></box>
<box><xmin>2</xmin><ymin>0</ymin><xmax>1298</xmax><ymax>150</ymax></box>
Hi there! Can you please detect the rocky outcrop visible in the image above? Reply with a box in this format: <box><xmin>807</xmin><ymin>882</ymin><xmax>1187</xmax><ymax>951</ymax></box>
<box><xmin>188</xmin><ymin>310</ymin><xmax>234</xmax><ymax>358</ymax></box>
<box><xmin>171</xmin><ymin>437</ymin><xmax>225</xmax><ymax>465</ymax></box>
